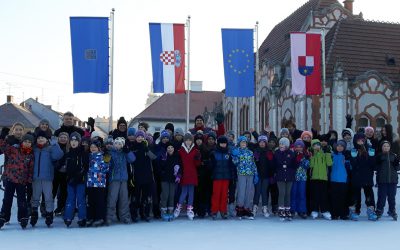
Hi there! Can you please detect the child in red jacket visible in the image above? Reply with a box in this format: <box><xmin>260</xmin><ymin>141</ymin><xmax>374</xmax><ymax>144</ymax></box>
<box><xmin>0</xmin><ymin>130</ymin><xmax>34</xmax><ymax>229</ymax></box>
<box><xmin>174</xmin><ymin>133</ymin><xmax>201</xmax><ymax>220</ymax></box>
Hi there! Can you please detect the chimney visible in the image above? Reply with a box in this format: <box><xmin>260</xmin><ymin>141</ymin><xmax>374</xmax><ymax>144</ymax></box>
<box><xmin>343</xmin><ymin>0</ymin><xmax>354</xmax><ymax>14</ymax></box>
<box><xmin>6</xmin><ymin>95</ymin><xmax>13</xmax><ymax>103</ymax></box>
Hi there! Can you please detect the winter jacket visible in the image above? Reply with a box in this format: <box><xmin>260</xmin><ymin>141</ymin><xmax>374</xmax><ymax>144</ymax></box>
<box><xmin>33</xmin><ymin>143</ymin><xmax>64</xmax><ymax>181</ymax></box>
<box><xmin>330</xmin><ymin>152</ymin><xmax>350</xmax><ymax>183</ymax></box>
<box><xmin>108</xmin><ymin>148</ymin><xmax>135</xmax><ymax>182</ymax></box>
<box><xmin>310</xmin><ymin>150</ymin><xmax>333</xmax><ymax>181</ymax></box>
<box><xmin>253</xmin><ymin>147</ymin><xmax>275</xmax><ymax>179</ymax></box>
<box><xmin>178</xmin><ymin>143</ymin><xmax>201</xmax><ymax>185</ymax></box>
<box><xmin>294</xmin><ymin>152</ymin><xmax>310</xmax><ymax>182</ymax></box>
<box><xmin>54</xmin><ymin>125</ymin><xmax>84</xmax><ymax>137</ymax></box>
<box><xmin>131</xmin><ymin>142</ymin><xmax>157</xmax><ymax>185</ymax></box>
<box><xmin>65</xmin><ymin>146</ymin><xmax>89</xmax><ymax>185</ymax></box>
<box><xmin>0</xmin><ymin>139</ymin><xmax>34</xmax><ymax>185</ymax></box>
<box><xmin>375</xmin><ymin>152</ymin><xmax>400</xmax><ymax>184</ymax></box>
<box><xmin>349</xmin><ymin>152</ymin><xmax>375</xmax><ymax>187</ymax></box>
<box><xmin>159</xmin><ymin>152</ymin><xmax>182</xmax><ymax>183</ymax></box>
<box><xmin>87</xmin><ymin>152</ymin><xmax>109</xmax><ymax>188</ymax></box>
<box><xmin>274</xmin><ymin>149</ymin><xmax>296</xmax><ymax>182</ymax></box>
<box><xmin>232</xmin><ymin>147</ymin><xmax>257</xmax><ymax>176</ymax></box>
<box><xmin>210</xmin><ymin>146</ymin><xmax>235</xmax><ymax>180</ymax></box>
<box><xmin>111</xmin><ymin>129</ymin><xmax>127</xmax><ymax>140</ymax></box>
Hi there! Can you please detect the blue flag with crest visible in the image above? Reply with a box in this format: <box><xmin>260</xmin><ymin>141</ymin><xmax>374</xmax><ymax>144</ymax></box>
<box><xmin>222</xmin><ymin>29</ymin><xmax>254</xmax><ymax>97</ymax></box>
<box><xmin>70</xmin><ymin>17</ymin><xmax>109</xmax><ymax>93</ymax></box>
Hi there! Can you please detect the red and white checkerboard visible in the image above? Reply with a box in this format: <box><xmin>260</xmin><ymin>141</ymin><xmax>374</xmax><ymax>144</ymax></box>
<box><xmin>159</xmin><ymin>51</ymin><xmax>175</xmax><ymax>65</ymax></box>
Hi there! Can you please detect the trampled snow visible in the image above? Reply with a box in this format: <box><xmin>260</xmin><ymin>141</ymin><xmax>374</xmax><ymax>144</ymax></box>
<box><xmin>0</xmin><ymin>186</ymin><xmax>399</xmax><ymax>250</ymax></box>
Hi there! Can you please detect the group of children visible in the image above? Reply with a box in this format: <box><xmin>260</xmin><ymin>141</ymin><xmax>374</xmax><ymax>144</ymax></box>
<box><xmin>0</xmin><ymin>115</ymin><xmax>399</xmax><ymax>230</ymax></box>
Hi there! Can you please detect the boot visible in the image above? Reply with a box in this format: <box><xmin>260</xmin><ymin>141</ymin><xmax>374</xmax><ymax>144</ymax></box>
<box><xmin>389</xmin><ymin>210</ymin><xmax>398</xmax><ymax>221</ymax></box>
<box><xmin>161</xmin><ymin>207</ymin><xmax>169</xmax><ymax>221</ymax></box>
<box><xmin>349</xmin><ymin>206</ymin><xmax>359</xmax><ymax>221</ymax></box>
<box><xmin>45</xmin><ymin>212</ymin><xmax>54</xmax><ymax>227</ymax></box>
<box><xmin>285</xmin><ymin>208</ymin><xmax>292</xmax><ymax>221</ymax></box>
<box><xmin>78</xmin><ymin>219</ymin><xmax>87</xmax><ymax>227</ymax></box>
<box><xmin>367</xmin><ymin>206</ymin><xmax>377</xmax><ymax>221</ymax></box>
<box><xmin>298</xmin><ymin>212</ymin><xmax>308</xmax><ymax>219</ymax></box>
<box><xmin>278</xmin><ymin>207</ymin><xmax>286</xmax><ymax>220</ymax></box>
<box><xmin>187</xmin><ymin>205</ymin><xmax>194</xmax><ymax>220</ymax></box>
<box><xmin>30</xmin><ymin>208</ymin><xmax>39</xmax><ymax>227</ymax></box>
<box><xmin>228</xmin><ymin>203</ymin><xmax>236</xmax><ymax>217</ymax></box>
<box><xmin>174</xmin><ymin>204</ymin><xmax>182</xmax><ymax>218</ymax></box>
<box><xmin>221</xmin><ymin>212</ymin><xmax>228</xmax><ymax>220</ymax></box>
<box><xmin>54</xmin><ymin>207</ymin><xmax>64</xmax><ymax>217</ymax></box>
<box><xmin>64</xmin><ymin>219</ymin><xmax>72</xmax><ymax>227</ymax></box>
<box><xmin>252</xmin><ymin>205</ymin><xmax>258</xmax><ymax>217</ymax></box>
<box><xmin>167</xmin><ymin>207</ymin><xmax>175</xmax><ymax>221</ymax></box>
<box><xmin>0</xmin><ymin>214</ymin><xmax>6</xmax><ymax>229</ymax></box>
<box><xmin>20</xmin><ymin>217</ymin><xmax>29</xmax><ymax>229</ymax></box>
<box><xmin>375</xmin><ymin>209</ymin><xmax>383</xmax><ymax>219</ymax></box>
<box><xmin>245</xmin><ymin>208</ymin><xmax>254</xmax><ymax>220</ymax></box>
<box><xmin>322</xmin><ymin>211</ymin><xmax>332</xmax><ymax>220</ymax></box>
<box><xmin>311</xmin><ymin>211</ymin><xmax>319</xmax><ymax>219</ymax></box>
<box><xmin>211</xmin><ymin>212</ymin><xmax>217</xmax><ymax>220</ymax></box>
<box><xmin>262</xmin><ymin>206</ymin><xmax>270</xmax><ymax>218</ymax></box>
<box><xmin>236</xmin><ymin>206</ymin><xmax>244</xmax><ymax>219</ymax></box>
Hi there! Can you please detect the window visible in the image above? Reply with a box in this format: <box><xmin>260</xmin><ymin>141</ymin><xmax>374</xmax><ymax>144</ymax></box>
<box><xmin>358</xmin><ymin>117</ymin><xmax>369</xmax><ymax>128</ymax></box>
<box><xmin>376</xmin><ymin>117</ymin><xmax>386</xmax><ymax>129</ymax></box>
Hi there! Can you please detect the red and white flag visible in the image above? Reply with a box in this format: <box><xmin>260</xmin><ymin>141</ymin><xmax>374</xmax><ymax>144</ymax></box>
<box><xmin>290</xmin><ymin>33</ymin><xmax>322</xmax><ymax>96</ymax></box>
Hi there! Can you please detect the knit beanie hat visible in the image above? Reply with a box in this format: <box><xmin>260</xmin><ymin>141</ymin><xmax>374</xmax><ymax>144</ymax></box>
<box><xmin>280</xmin><ymin>128</ymin><xmax>289</xmax><ymax>135</ymax></box>
<box><xmin>36</xmin><ymin>130</ymin><xmax>50</xmax><ymax>140</ymax></box>
<box><xmin>135</xmin><ymin>130</ymin><xmax>146</xmax><ymax>138</ymax></box>
<box><xmin>160</xmin><ymin>130</ymin><xmax>171</xmax><ymax>140</ymax></box>
<box><xmin>70</xmin><ymin>132</ymin><xmax>82</xmax><ymax>142</ymax></box>
<box><xmin>184</xmin><ymin>133</ymin><xmax>194</xmax><ymax>142</ymax></box>
<box><xmin>138</xmin><ymin>122</ymin><xmax>149</xmax><ymax>131</ymax></box>
<box><xmin>279</xmin><ymin>137</ymin><xmax>290</xmax><ymax>148</ymax></box>
<box><xmin>226</xmin><ymin>130</ymin><xmax>235</xmax><ymax>138</ymax></box>
<box><xmin>320</xmin><ymin>134</ymin><xmax>330</xmax><ymax>142</ymax></box>
<box><xmin>207</xmin><ymin>131</ymin><xmax>217</xmax><ymax>140</ymax></box>
<box><xmin>342</xmin><ymin>128</ymin><xmax>353</xmax><ymax>138</ymax></box>
<box><xmin>114</xmin><ymin>137</ymin><xmax>125</xmax><ymax>146</ymax></box>
<box><xmin>311</xmin><ymin>139</ymin><xmax>321</xmax><ymax>147</ymax></box>
<box><xmin>194</xmin><ymin>132</ymin><xmax>204</xmax><ymax>142</ymax></box>
<box><xmin>175</xmin><ymin>128</ymin><xmax>184</xmax><ymax>137</ymax></box>
<box><xmin>269</xmin><ymin>133</ymin><xmax>278</xmax><ymax>143</ymax></box>
<box><xmin>127</xmin><ymin>127</ymin><xmax>136</xmax><ymax>137</ymax></box>
<box><xmin>293</xmin><ymin>139</ymin><xmax>305</xmax><ymax>148</ymax></box>
<box><xmin>237</xmin><ymin>136</ymin><xmax>248</xmax><ymax>144</ymax></box>
<box><xmin>353</xmin><ymin>133</ymin><xmax>366</xmax><ymax>143</ymax></box>
<box><xmin>217</xmin><ymin>136</ymin><xmax>228</xmax><ymax>145</ymax></box>
<box><xmin>91</xmin><ymin>131</ymin><xmax>102</xmax><ymax>139</ymax></box>
<box><xmin>105</xmin><ymin>135</ymin><xmax>114</xmax><ymax>145</ymax></box>
<box><xmin>39</xmin><ymin>119</ymin><xmax>50</xmax><ymax>126</ymax></box>
<box><xmin>334</xmin><ymin>140</ymin><xmax>347</xmax><ymax>149</ymax></box>
<box><xmin>258</xmin><ymin>135</ymin><xmax>268</xmax><ymax>143</ymax></box>
<box><xmin>365</xmin><ymin>126</ymin><xmax>374</xmax><ymax>134</ymax></box>
<box><xmin>117</xmin><ymin>117</ymin><xmax>127</xmax><ymax>127</ymax></box>
<box><xmin>301</xmin><ymin>131</ymin><xmax>313</xmax><ymax>140</ymax></box>
<box><xmin>22</xmin><ymin>134</ymin><xmax>34</xmax><ymax>143</ymax></box>
<box><xmin>194</xmin><ymin>115</ymin><xmax>204</xmax><ymax>122</ymax></box>
<box><xmin>90</xmin><ymin>139</ymin><xmax>102</xmax><ymax>149</ymax></box>
<box><xmin>165</xmin><ymin>123</ymin><xmax>174</xmax><ymax>133</ymax></box>
<box><xmin>58</xmin><ymin>131</ymin><xmax>69</xmax><ymax>139</ymax></box>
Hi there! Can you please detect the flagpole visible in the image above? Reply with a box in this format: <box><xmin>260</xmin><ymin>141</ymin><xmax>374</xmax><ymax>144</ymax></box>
<box><xmin>255</xmin><ymin>21</ymin><xmax>259</xmax><ymax>132</ymax></box>
<box><xmin>109</xmin><ymin>8</ymin><xmax>115</xmax><ymax>132</ymax></box>
<box><xmin>186</xmin><ymin>15</ymin><xmax>191</xmax><ymax>132</ymax></box>
<box><xmin>321</xmin><ymin>27</ymin><xmax>327</xmax><ymax>134</ymax></box>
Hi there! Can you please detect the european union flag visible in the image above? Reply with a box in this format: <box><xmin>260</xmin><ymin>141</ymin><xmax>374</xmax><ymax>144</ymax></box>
<box><xmin>222</xmin><ymin>29</ymin><xmax>254</xmax><ymax>97</ymax></box>
<box><xmin>70</xmin><ymin>17</ymin><xmax>109</xmax><ymax>93</ymax></box>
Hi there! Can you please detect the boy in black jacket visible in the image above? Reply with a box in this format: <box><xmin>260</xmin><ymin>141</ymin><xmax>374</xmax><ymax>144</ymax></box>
<box><xmin>158</xmin><ymin>142</ymin><xmax>182</xmax><ymax>221</ymax></box>
<box><xmin>63</xmin><ymin>132</ymin><xmax>89</xmax><ymax>227</ymax></box>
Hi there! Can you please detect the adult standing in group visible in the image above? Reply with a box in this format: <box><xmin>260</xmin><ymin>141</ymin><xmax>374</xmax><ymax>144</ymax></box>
<box><xmin>34</xmin><ymin>119</ymin><xmax>53</xmax><ymax>139</ymax></box>
<box><xmin>54</xmin><ymin>112</ymin><xmax>84</xmax><ymax>137</ymax></box>
<box><xmin>189</xmin><ymin>114</ymin><xmax>225</xmax><ymax>138</ymax></box>
<box><xmin>111</xmin><ymin>117</ymin><xmax>128</xmax><ymax>139</ymax></box>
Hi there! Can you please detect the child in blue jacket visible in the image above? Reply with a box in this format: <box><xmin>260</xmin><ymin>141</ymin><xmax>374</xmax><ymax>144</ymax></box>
<box><xmin>86</xmin><ymin>139</ymin><xmax>109</xmax><ymax>227</ymax></box>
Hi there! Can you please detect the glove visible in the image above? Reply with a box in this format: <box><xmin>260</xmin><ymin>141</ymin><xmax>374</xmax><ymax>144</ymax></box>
<box><xmin>175</xmin><ymin>176</ymin><xmax>181</xmax><ymax>183</ymax></box>
<box><xmin>253</xmin><ymin>174</ymin><xmax>259</xmax><ymax>185</ymax></box>
<box><xmin>346</xmin><ymin>115</ymin><xmax>353</xmax><ymax>128</ymax></box>
<box><xmin>87</xmin><ymin>117</ymin><xmax>95</xmax><ymax>132</ymax></box>
<box><xmin>174</xmin><ymin>165</ymin><xmax>180</xmax><ymax>176</ymax></box>
<box><xmin>368</xmin><ymin>148</ymin><xmax>375</xmax><ymax>157</ymax></box>
<box><xmin>215</xmin><ymin>113</ymin><xmax>225</xmax><ymax>124</ymax></box>
<box><xmin>0</xmin><ymin>127</ymin><xmax>10</xmax><ymax>140</ymax></box>
<box><xmin>351</xmin><ymin>148</ymin><xmax>358</xmax><ymax>158</ymax></box>
<box><xmin>231</xmin><ymin>148</ymin><xmax>239</xmax><ymax>156</ymax></box>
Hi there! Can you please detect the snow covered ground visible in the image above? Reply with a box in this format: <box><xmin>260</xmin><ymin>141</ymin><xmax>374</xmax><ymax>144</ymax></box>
<box><xmin>0</xmin><ymin>191</ymin><xmax>399</xmax><ymax>250</ymax></box>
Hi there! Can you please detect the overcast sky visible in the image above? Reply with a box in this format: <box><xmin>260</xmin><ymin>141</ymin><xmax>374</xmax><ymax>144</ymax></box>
<box><xmin>0</xmin><ymin>0</ymin><xmax>397</xmax><ymax>122</ymax></box>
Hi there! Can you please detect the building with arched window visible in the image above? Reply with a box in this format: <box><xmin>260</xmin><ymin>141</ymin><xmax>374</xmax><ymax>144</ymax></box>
<box><xmin>223</xmin><ymin>0</ymin><xmax>400</xmax><ymax>137</ymax></box>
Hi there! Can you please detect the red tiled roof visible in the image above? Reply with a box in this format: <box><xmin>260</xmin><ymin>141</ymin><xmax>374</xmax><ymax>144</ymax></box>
<box><xmin>325</xmin><ymin>19</ymin><xmax>400</xmax><ymax>83</ymax></box>
<box><xmin>259</xmin><ymin>0</ymin><xmax>340</xmax><ymax>65</ymax></box>
<box><xmin>0</xmin><ymin>103</ymin><xmax>42</xmax><ymax>129</ymax></box>
<box><xmin>132</xmin><ymin>91</ymin><xmax>223</xmax><ymax>122</ymax></box>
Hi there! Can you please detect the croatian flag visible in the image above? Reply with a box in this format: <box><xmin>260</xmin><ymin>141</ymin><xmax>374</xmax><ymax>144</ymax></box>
<box><xmin>149</xmin><ymin>23</ymin><xmax>185</xmax><ymax>94</ymax></box>
<box><xmin>290</xmin><ymin>32</ymin><xmax>322</xmax><ymax>96</ymax></box>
